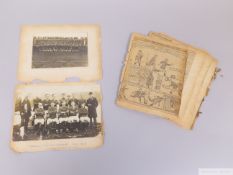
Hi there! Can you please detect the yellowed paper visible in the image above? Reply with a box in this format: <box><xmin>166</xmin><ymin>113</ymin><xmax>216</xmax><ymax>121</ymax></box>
<box><xmin>117</xmin><ymin>33</ymin><xmax>187</xmax><ymax>120</ymax></box>
<box><xmin>179</xmin><ymin>53</ymin><xmax>217</xmax><ymax>129</ymax></box>
<box><xmin>18</xmin><ymin>25</ymin><xmax>102</xmax><ymax>82</ymax></box>
<box><xmin>117</xmin><ymin>32</ymin><xmax>217</xmax><ymax>129</ymax></box>
<box><xmin>148</xmin><ymin>32</ymin><xmax>196</xmax><ymax>81</ymax></box>
<box><xmin>148</xmin><ymin>32</ymin><xmax>217</xmax><ymax>129</ymax></box>
<box><xmin>11</xmin><ymin>83</ymin><xmax>104</xmax><ymax>152</ymax></box>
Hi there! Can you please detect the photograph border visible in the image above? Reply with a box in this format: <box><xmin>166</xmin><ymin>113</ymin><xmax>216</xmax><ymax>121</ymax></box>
<box><xmin>18</xmin><ymin>25</ymin><xmax>102</xmax><ymax>82</ymax></box>
<box><xmin>11</xmin><ymin>82</ymin><xmax>104</xmax><ymax>152</ymax></box>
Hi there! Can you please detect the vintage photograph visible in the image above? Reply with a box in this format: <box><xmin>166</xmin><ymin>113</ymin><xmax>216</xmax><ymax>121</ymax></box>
<box><xmin>32</xmin><ymin>35</ymin><xmax>88</xmax><ymax>68</ymax></box>
<box><xmin>11</xmin><ymin>83</ymin><xmax>103</xmax><ymax>152</ymax></box>
<box><xmin>18</xmin><ymin>25</ymin><xmax>102</xmax><ymax>82</ymax></box>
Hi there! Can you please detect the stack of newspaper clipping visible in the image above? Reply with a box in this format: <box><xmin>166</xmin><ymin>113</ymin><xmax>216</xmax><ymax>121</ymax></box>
<box><xmin>117</xmin><ymin>32</ymin><xmax>217</xmax><ymax>129</ymax></box>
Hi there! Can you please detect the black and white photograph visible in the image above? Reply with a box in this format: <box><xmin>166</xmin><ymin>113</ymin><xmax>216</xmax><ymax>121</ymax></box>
<box><xmin>11</xmin><ymin>83</ymin><xmax>103</xmax><ymax>152</ymax></box>
<box><xmin>32</xmin><ymin>35</ymin><xmax>88</xmax><ymax>68</ymax></box>
<box><xmin>18</xmin><ymin>25</ymin><xmax>102</xmax><ymax>82</ymax></box>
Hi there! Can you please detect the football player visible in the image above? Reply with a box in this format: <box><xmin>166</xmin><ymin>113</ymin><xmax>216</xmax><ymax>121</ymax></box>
<box><xmin>68</xmin><ymin>100</ymin><xmax>79</xmax><ymax>131</ymax></box>
<box><xmin>47</xmin><ymin>102</ymin><xmax>59</xmax><ymax>134</ymax></box>
<box><xmin>34</xmin><ymin>102</ymin><xmax>45</xmax><ymax>138</ymax></box>
<box><xmin>58</xmin><ymin>101</ymin><xmax>69</xmax><ymax>133</ymax></box>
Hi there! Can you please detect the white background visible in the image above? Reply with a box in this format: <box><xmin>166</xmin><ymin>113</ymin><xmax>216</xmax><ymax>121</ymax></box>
<box><xmin>0</xmin><ymin>0</ymin><xmax>232</xmax><ymax>175</ymax></box>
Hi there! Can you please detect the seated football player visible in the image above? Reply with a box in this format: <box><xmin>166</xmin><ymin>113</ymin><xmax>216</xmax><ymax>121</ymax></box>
<box><xmin>68</xmin><ymin>101</ymin><xmax>79</xmax><ymax>131</ymax></box>
<box><xmin>58</xmin><ymin>101</ymin><xmax>69</xmax><ymax>133</ymax></box>
<box><xmin>34</xmin><ymin>102</ymin><xmax>45</xmax><ymax>137</ymax></box>
<box><xmin>78</xmin><ymin>103</ymin><xmax>89</xmax><ymax>122</ymax></box>
<box><xmin>47</xmin><ymin>102</ymin><xmax>59</xmax><ymax>134</ymax></box>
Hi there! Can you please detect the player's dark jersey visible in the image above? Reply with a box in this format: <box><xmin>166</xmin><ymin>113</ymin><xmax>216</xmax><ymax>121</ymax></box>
<box><xmin>78</xmin><ymin>99</ymin><xmax>86</xmax><ymax>107</ymax></box>
<box><xmin>33</xmin><ymin>97</ymin><xmax>42</xmax><ymax>110</ymax></box>
<box><xmin>78</xmin><ymin>106</ymin><xmax>88</xmax><ymax>117</ymax></box>
<box><xmin>59</xmin><ymin>106</ymin><xmax>69</xmax><ymax>117</ymax></box>
<box><xmin>69</xmin><ymin>106</ymin><xmax>78</xmax><ymax>116</ymax></box>
<box><xmin>50</xmin><ymin>99</ymin><xmax>58</xmax><ymax>106</ymax></box>
<box><xmin>35</xmin><ymin>108</ymin><xmax>45</xmax><ymax>119</ymax></box>
<box><xmin>66</xmin><ymin>98</ymin><xmax>71</xmax><ymax>105</ymax></box>
<box><xmin>59</xmin><ymin>98</ymin><xmax>68</xmax><ymax>106</ymax></box>
<box><xmin>48</xmin><ymin>106</ymin><xmax>57</xmax><ymax>119</ymax></box>
<box><xmin>43</xmin><ymin>99</ymin><xmax>51</xmax><ymax>110</ymax></box>
<box><xmin>68</xmin><ymin>98</ymin><xmax>75</xmax><ymax>106</ymax></box>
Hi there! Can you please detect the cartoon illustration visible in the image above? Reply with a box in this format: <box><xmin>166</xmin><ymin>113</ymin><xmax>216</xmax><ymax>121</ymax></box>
<box><xmin>134</xmin><ymin>50</ymin><xmax>143</xmax><ymax>67</ymax></box>
<box><xmin>119</xmin><ymin>36</ymin><xmax>186</xmax><ymax>115</ymax></box>
<box><xmin>131</xmin><ymin>88</ymin><xmax>147</xmax><ymax>104</ymax></box>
